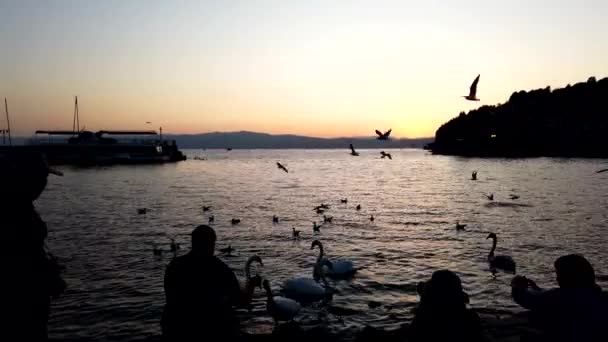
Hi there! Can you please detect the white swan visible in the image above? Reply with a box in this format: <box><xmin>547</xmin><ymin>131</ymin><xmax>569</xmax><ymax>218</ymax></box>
<box><xmin>282</xmin><ymin>277</ymin><xmax>333</xmax><ymax>304</ymax></box>
<box><xmin>487</xmin><ymin>233</ymin><xmax>516</xmax><ymax>274</ymax></box>
<box><xmin>312</xmin><ymin>240</ymin><xmax>357</xmax><ymax>280</ymax></box>
<box><xmin>263</xmin><ymin>279</ymin><xmax>301</xmax><ymax>324</ymax></box>
<box><xmin>282</xmin><ymin>246</ymin><xmax>335</xmax><ymax>304</ymax></box>
<box><xmin>241</xmin><ymin>255</ymin><xmax>263</xmax><ymax>305</ymax></box>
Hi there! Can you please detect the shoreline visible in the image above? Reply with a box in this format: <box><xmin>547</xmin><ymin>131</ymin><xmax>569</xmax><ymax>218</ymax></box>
<box><xmin>49</xmin><ymin>311</ymin><xmax>534</xmax><ymax>342</ymax></box>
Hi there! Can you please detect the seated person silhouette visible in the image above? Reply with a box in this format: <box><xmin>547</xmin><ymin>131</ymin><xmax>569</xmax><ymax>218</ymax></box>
<box><xmin>409</xmin><ymin>270</ymin><xmax>483</xmax><ymax>341</ymax></box>
<box><xmin>162</xmin><ymin>225</ymin><xmax>246</xmax><ymax>340</ymax></box>
<box><xmin>512</xmin><ymin>254</ymin><xmax>608</xmax><ymax>342</ymax></box>
<box><xmin>0</xmin><ymin>151</ymin><xmax>65</xmax><ymax>341</ymax></box>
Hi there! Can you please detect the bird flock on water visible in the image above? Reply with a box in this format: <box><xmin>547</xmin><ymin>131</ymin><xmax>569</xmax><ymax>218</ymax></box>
<box><xmin>139</xmin><ymin>75</ymin><xmax>534</xmax><ymax>324</ymax></box>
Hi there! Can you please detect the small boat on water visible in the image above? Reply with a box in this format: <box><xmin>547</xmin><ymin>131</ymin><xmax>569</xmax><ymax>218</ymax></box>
<box><xmin>0</xmin><ymin>130</ymin><xmax>187</xmax><ymax>165</ymax></box>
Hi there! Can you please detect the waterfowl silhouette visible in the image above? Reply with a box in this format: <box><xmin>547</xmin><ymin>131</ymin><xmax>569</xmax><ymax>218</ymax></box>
<box><xmin>356</xmin><ymin>204</ymin><xmax>361</xmax><ymax>211</ymax></box>
<box><xmin>471</xmin><ymin>171</ymin><xmax>477</xmax><ymax>180</ymax></box>
<box><xmin>219</xmin><ymin>245</ymin><xmax>234</xmax><ymax>255</ymax></box>
<box><xmin>292</xmin><ymin>227</ymin><xmax>301</xmax><ymax>240</ymax></box>
<box><xmin>509</xmin><ymin>194</ymin><xmax>520</xmax><ymax>200</ymax></box>
<box><xmin>277</xmin><ymin>162</ymin><xmax>288</xmax><ymax>173</ymax></box>
<box><xmin>323</xmin><ymin>215</ymin><xmax>333</xmax><ymax>223</ymax></box>
<box><xmin>313</xmin><ymin>222</ymin><xmax>322</xmax><ymax>233</ymax></box>
<box><xmin>455</xmin><ymin>221</ymin><xmax>467</xmax><ymax>231</ymax></box>
<box><xmin>263</xmin><ymin>279</ymin><xmax>301</xmax><ymax>324</ymax></box>
<box><xmin>487</xmin><ymin>233</ymin><xmax>516</xmax><ymax>274</ymax></box>
<box><xmin>486</xmin><ymin>193</ymin><xmax>494</xmax><ymax>201</ymax></box>
<box><xmin>242</xmin><ymin>256</ymin><xmax>264</xmax><ymax>306</ymax></box>
<box><xmin>231</xmin><ymin>218</ymin><xmax>241</xmax><ymax>225</ymax></box>
<box><xmin>208</xmin><ymin>215</ymin><xmax>215</xmax><ymax>224</ymax></box>
<box><xmin>202</xmin><ymin>206</ymin><xmax>211</xmax><ymax>212</ymax></box>
<box><xmin>349</xmin><ymin>144</ymin><xmax>359</xmax><ymax>156</ymax></box>
<box><xmin>152</xmin><ymin>244</ymin><xmax>162</xmax><ymax>256</ymax></box>
<box><xmin>272</xmin><ymin>215</ymin><xmax>279</xmax><ymax>223</ymax></box>
<box><xmin>312</xmin><ymin>240</ymin><xmax>357</xmax><ymax>280</ymax></box>
<box><xmin>380</xmin><ymin>151</ymin><xmax>392</xmax><ymax>159</ymax></box>
<box><xmin>463</xmin><ymin>74</ymin><xmax>481</xmax><ymax>101</ymax></box>
<box><xmin>370</xmin><ymin>215</ymin><xmax>375</xmax><ymax>222</ymax></box>
<box><xmin>170</xmin><ymin>239</ymin><xmax>180</xmax><ymax>254</ymax></box>
<box><xmin>340</xmin><ymin>198</ymin><xmax>348</xmax><ymax>204</ymax></box>
<box><xmin>137</xmin><ymin>208</ymin><xmax>147</xmax><ymax>215</ymax></box>
<box><xmin>375</xmin><ymin>129</ymin><xmax>392</xmax><ymax>140</ymax></box>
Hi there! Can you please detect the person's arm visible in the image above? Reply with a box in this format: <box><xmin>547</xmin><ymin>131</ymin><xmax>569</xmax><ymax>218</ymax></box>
<box><xmin>511</xmin><ymin>276</ymin><xmax>545</xmax><ymax>310</ymax></box>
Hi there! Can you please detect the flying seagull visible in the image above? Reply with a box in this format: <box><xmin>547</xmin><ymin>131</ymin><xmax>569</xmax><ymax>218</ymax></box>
<box><xmin>375</xmin><ymin>129</ymin><xmax>392</xmax><ymax>140</ymax></box>
<box><xmin>277</xmin><ymin>162</ymin><xmax>288</xmax><ymax>173</ymax></box>
<box><xmin>380</xmin><ymin>151</ymin><xmax>392</xmax><ymax>160</ymax></box>
<box><xmin>463</xmin><ymin>74</ymin><xmax>480</xmax><ymax>101</ymax></box>
<box><xmin>350</xmin><ymin>144</ymin><xmax>359</xmax><ymax>156</ymax></box>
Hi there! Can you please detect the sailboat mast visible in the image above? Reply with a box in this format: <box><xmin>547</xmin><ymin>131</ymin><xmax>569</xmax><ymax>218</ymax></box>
<box><xmin>4</xmin><ymin>98</ymin><xmax>12</xmax><ymax>146</ymax></box>
<box><xmin>72</xmin><ymin>96</ymin><xmax>79</xmax><ymax>133</ymax></box>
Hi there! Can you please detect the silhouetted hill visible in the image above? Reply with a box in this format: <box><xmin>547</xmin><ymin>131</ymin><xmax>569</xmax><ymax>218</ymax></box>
<box><xmin>166</xmin><ymin>131</ymin><xmax>433</xmax><ymax>149</ymax></box>
<box><xmin>429</xmin><ymin>76</ymin><xmax>608</xmax><ymax>157</ymax></box>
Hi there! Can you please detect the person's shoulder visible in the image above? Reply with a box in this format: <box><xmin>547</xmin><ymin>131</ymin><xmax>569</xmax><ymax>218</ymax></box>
<box><xmin>166</xmin><ymin>254</ymin><xmax>193</xmax><ymax>271</ymax></box>
<box><xmin>211</xmin><ymin>256</ymin><xmax>232</xmax><ymax>271</ymax></box>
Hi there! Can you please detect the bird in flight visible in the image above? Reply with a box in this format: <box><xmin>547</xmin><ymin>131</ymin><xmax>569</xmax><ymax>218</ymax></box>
<box><xmin>509</xmin><ymin>194</ymin><xmax>520</xmax><ymax>200</ymax></box>
<box><xmin>380</xmin><ymin>151</ymin><xmax>392</xmax><ymax>160</ymax></box>
<box><xmin>277</xmin><ymin>162</ymin><xmax>288</xmax><ymax>173</ymax></box>
<box><xmin>486</xmin><ymin>193</ymin><xmax>494</xmax><ymax>201</ymax></box>
<box><xmin>350</xmin><ymin>144</ymin><xmax>359</xmax><ymax>156</ymax></box>
<box><xmin>463</xmin><ymin>74</ymin><xmax>481</xmax><ymax>101</ymax></box>
<box><xmin>375</xmin><ymin>129</ymin><xmax>392</xmax><ymax>140</ymax></box>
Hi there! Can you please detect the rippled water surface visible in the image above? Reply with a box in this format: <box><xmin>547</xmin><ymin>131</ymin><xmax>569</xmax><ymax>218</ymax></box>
<box><xmin>41</xmin><ymin>149</ymin><xmax>608</xmax><ymax>340</ymax></box>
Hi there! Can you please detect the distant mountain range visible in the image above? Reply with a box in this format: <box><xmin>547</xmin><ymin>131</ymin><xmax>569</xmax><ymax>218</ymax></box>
<box><xmin>165</xmin><ymin>131</ymin><xmax>433</xmax><ymax>149</ymax></box>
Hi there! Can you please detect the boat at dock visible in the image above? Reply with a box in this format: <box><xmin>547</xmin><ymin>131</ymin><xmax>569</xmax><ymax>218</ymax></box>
<box><xmin>0</xmin><ymin>130</ymin><xmax>187</xmax><ymax>165</ymax></box>
<box><xmin>0</xmin><ymin>97</ymin><xmax>186</xmax><ymax>165</ymax></box>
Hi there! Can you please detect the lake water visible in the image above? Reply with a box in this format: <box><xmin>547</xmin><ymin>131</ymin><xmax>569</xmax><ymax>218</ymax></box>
<box><xmin>41</xmin><ymin>149</ymin><xmax>608</xmax><ymax>340</ymax></box>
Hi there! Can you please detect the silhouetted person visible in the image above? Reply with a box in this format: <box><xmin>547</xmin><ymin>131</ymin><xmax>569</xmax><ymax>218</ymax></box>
<box><xmin>409</xmin><ymin>270</ymin><xmax>483</xmax><ymax>342</ymax></box>
<box><xmin>162</xmin><ymin>225</ymin><xmax>244</xmax><ymax>340</ymax></box>
<box><xmin>0</xmin><ymin>152</ymin><xmax>65</xmax><ymax>341</ymax></box>
<box><xmin>512</xmin><ymin>254</ymin><xmax>608</xmax><ymax>342</ymax></box>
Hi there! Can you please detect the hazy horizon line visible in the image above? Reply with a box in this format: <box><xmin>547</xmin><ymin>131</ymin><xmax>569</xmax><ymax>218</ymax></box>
<box><xmin>8</xmin><ymin>130</ymin><xmax>434</xmax><ymax>140</ymax></box>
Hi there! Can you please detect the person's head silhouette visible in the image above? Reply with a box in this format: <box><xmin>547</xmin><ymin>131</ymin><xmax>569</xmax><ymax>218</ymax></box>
<box><xmin>1</xmin><ymin>151</ymin><xmax>62</xmax><ymax>202</ymax></box>
<box><xmin>418</xmin><ymin>270</ymin><xmax>469</xmax><ymax>309</ymax></box>
<box><xmin>191</xmin><ymin>225</ymin><xmax>216</xmax><ymax>257</ymax></box>
<box><xmin>554</xmin><ymin>254</ymin><xmax>596</xmax><ymax>289</ymax></box>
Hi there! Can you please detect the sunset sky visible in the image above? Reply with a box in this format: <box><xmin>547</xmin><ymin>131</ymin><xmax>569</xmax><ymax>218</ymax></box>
<box><xmin>1</xmin><ymin>0</ymin><xmax>607</xmax><ymax>138</ymax></box>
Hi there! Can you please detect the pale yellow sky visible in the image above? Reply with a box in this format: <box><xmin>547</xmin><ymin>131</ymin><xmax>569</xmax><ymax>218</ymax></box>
<box><xmin>1</xmin><ymin>1</ymin><xmax>607</xmax><ymax>138</ymax></box>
